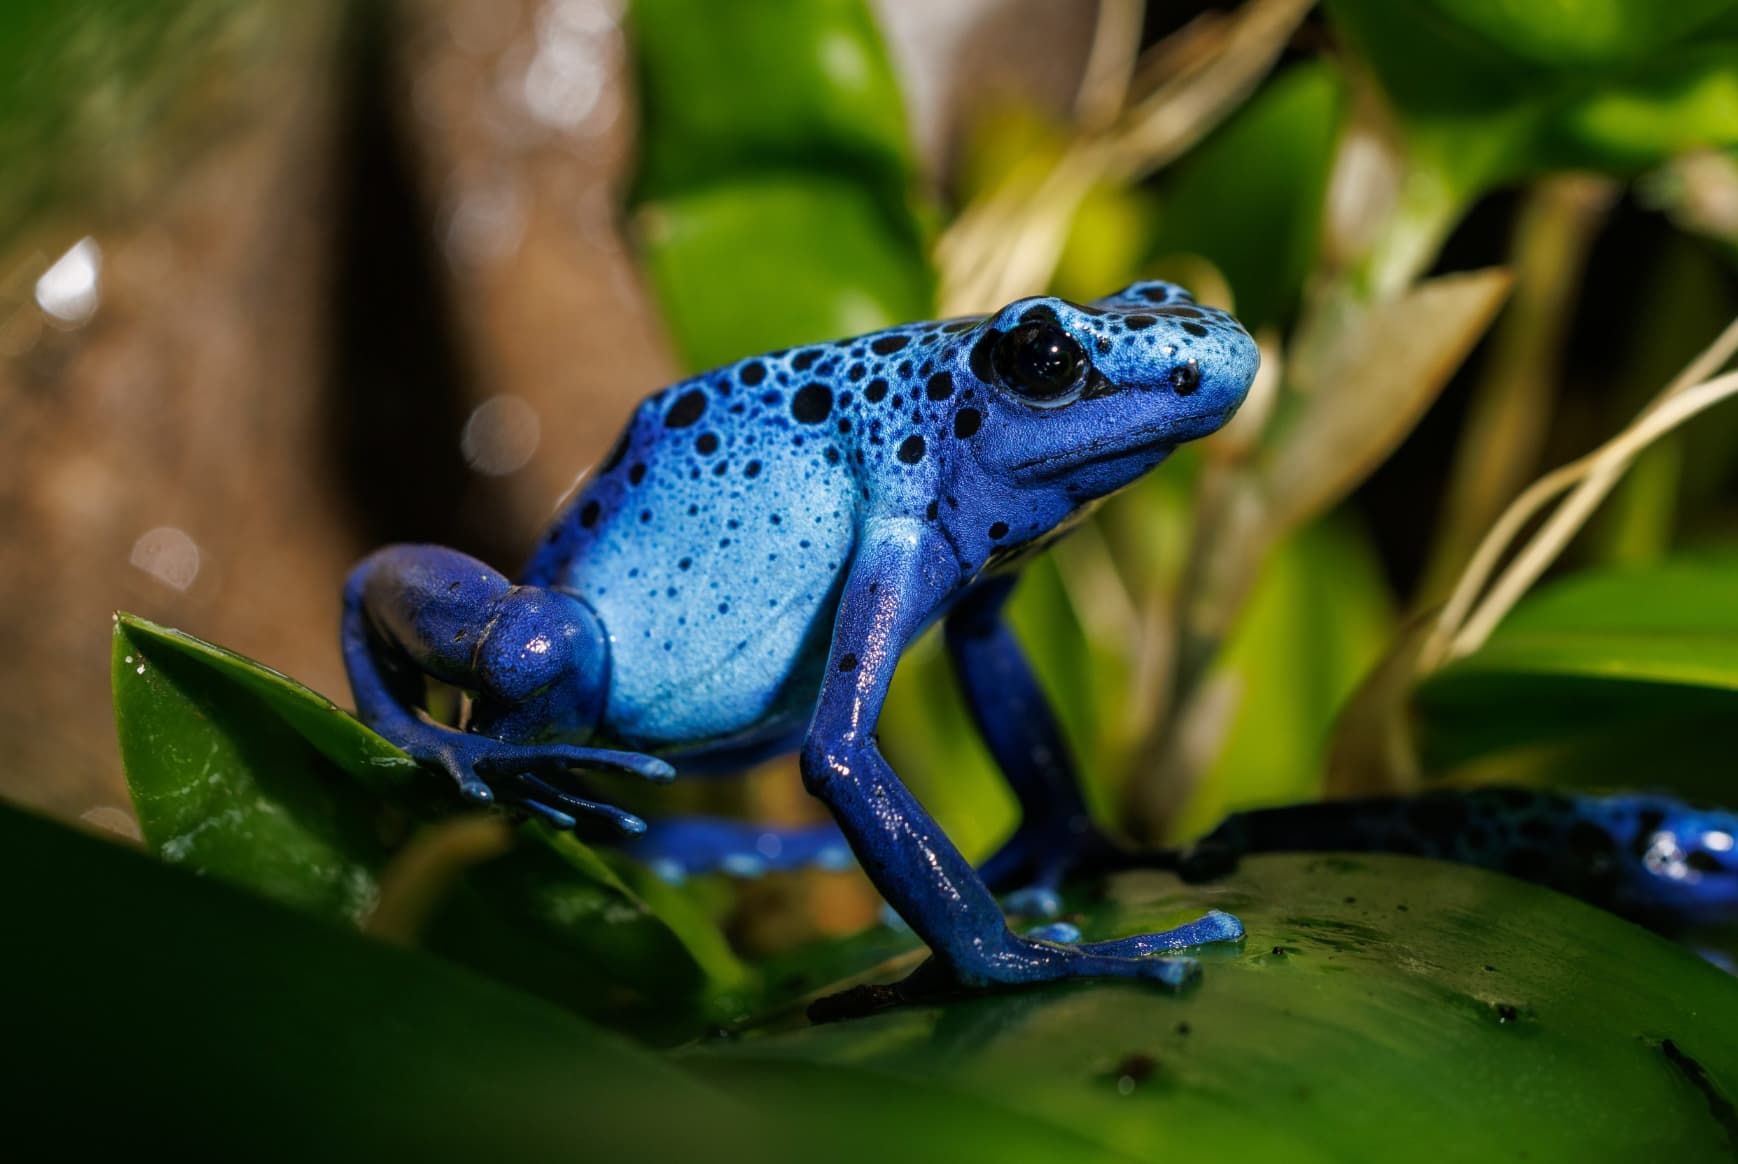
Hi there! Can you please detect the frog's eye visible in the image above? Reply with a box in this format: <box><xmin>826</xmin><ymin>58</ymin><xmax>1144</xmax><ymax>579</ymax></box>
<box><xmin>992</xmin><ymin>323</ymin><xmax>1088</xmax><ymax>406</ymax></box>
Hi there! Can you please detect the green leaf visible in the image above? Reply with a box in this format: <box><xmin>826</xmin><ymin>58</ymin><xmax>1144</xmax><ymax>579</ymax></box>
<box><xmin>113</xmin><ymin>612</ymin><xmax>415</xmax><ymax>922</ymax></box>
<box><xmin>1541</xmin><ymin>42</ymin><xmax>1738</xmax><ymax>172</ymax></box>
<box><xmin>6</xmin><ymin>800</ymin><xmax>1260</xmax><ymax>1163</ymax></box>
<box><xmin>1417</xmin><ymin>0</ymin><xmax>1736</xmax><ymax>70</ymax></box>
<box><xmin>628</xmin><ymin>0</ymin><xmax>913</xmax><ymax>204</ymax></box>
<box><xmin>418</xmin><ymin>827</ymin><xmax>751</xmax><ymax>1042</ymax></box>
<box><xmin>634</xmin><ymin>173</ymin><xmax>934</xmax><ymax>371</ymax></box>
<box><xmin>0</xmin><ymin>798</ymin><xmax>772</xmax><ymax>1163</ymax></box>
<box><xmin>1415</xmin><ymin>555</ymin><xmax>1738</xmax><ymax>799</ymax></box>
<box><xmin>626</xmin><ymin>0</ymin><xmax>932</xmax><ymax>373</ymax></box>
<box><xmin>1328</xmin><ymin>0</ymin><xmax>1738</xmax><ymax>187</ymax></box>
<box><xmin>692</xmin><ymin>854</ymin><xmax>1738</xmax><ymax>1161</ymax></box>
<box><xmin>112</xmin><ymin>613</ymin><xmax>744</xmax><ymax>1034</ymax></box>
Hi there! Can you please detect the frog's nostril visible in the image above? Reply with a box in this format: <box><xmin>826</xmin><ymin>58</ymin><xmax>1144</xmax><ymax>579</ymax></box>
<box><xmin>1169</xmin><ymin>360</ymin><xmax>1200</xmax><ymax>396</ymax></box>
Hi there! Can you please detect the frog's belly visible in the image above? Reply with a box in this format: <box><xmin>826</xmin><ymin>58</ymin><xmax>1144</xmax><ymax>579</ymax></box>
<box><xmin>565</xmin><ymin>528</ymin><xmax>854</xmax><ymax>750</ymax></box>
<box><xmin>596</xmin><ymin>571</ymin><xmax>843</xmax><ymax>748</ymax></box>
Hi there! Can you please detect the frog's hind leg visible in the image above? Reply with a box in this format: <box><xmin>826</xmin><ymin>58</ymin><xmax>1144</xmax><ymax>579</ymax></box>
<box><xmin>944</xmin><ymin>576</ymin><xmax>1118</xmax><ymax>917</ymax></box>
<box><xmin>624</xmin><ymin>818</ymin><xmax>851</xmax><ymax>883</ymax></box>
<box><xmin>341</xmin><ymin>544</ymin><xmax>674</xmax><ymax>832</ymax></box>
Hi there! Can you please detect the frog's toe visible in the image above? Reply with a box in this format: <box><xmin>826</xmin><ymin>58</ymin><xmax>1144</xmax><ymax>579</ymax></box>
<box><xmin>509</xmin><ymin>772</ymin><xmax>647</xmax><ymax>835</ymax></box>
<box><xmin>1075</xmin><ymin>909</ymin><xmax>1244</xmax><ymax>957</ymax></box>
<box><xmin>957</xmin><ymin>935</ymin><xmax>1207</xmax><ymax>990</ymax></box>
<box><xmin>519</xmin><ymin>798</ymin><xmax>578</xmax><ymax>831</ymax></box>
<box><xmin>475</xmin><ymin>742</ymin><xmax>674</xmax><ymax>784</ymax></box>
<box><xmin>1001</xmin><ymin>885</ymin><xmax>1064</xmax><ymax>919</ymax></box>
<box><xmin>1025</xmin><ymin>920</ymin><xmax>1081</xmax><ymax>943</ymax></box>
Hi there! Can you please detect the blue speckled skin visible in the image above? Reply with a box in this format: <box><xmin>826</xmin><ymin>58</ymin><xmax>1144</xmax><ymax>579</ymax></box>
<box><xmin>1174</xmin><ymin>788</ymin><xmax>1738</xmax><ymax>931</ymax></box>
<box><xmin>342</xmin><ymin>280</ymin><xmax>1259</xmax><ymax>991</ymax></box>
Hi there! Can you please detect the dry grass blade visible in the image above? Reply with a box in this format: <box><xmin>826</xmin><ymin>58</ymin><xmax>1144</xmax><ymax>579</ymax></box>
<box><xmin>1074</xmin><ymin>0</ymin><xmax>1146</xmax><ymax>132</ymax></box>
<box><xmin>1105</xmin><ymin>0</ymin><xmax>1315</xmax><ymax>183</ymax></box>
<box><xmin>1430</xmin><ymin>364</ymin><xmax>1738</xmax><ymax>666</ymax></box>
<box><xmin>935</xmin><ymin>0</ymin><xmax>1314</xmax><ymax>315</ymax></box>
<box><xmin>1262</xmin><ymin>267</ymin><xmax>1513</xmax><ymax>533</ymax></box>
<box><xmin>1425</xmin><ymin>314</ymin><xmax>1738</xmax><ymax>670</ymax></box>
<box><xmin>1421</xmin><ymin>177</ymin><xmax>1615</xmax><ymax>597</ymax></box>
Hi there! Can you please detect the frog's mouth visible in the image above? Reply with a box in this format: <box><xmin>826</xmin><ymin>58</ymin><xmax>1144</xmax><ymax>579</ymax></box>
<box><xmin>1011</xmin><ymin>409</ymin><xmax>1234</xmax><ymax>479</ymax></box>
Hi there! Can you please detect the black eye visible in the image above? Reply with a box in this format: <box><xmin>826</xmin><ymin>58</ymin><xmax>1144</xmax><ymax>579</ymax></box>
<box><xmin>992</xmin><ymin>323</ymin><xmax>1087</xmax><ymax>404</ymax></box>
<box><xmin>1169</xmin><ymin>360</ymin><xmax>1200</xmax><ymax>395</ymax></box>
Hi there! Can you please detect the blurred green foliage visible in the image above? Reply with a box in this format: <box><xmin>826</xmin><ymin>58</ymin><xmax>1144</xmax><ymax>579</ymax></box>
<box><xmin>1416</xmin><ymin>554</ymin><xmax>1738</xmax><ymax>802</ymax></box>
<box><xmin>1147</xmin><ymin>61</ymin><xmax>1344</xmax><ymax>332</ymax></box>
<box><xmin>628</xmin><ymin>0</ymin><xmax>932</xmax><ymax>369</ymax></box>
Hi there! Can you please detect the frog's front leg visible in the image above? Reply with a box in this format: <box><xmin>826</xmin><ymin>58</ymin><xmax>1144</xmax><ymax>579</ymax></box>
<box><xmin>341</xmin><ymin>545</ymin><xmax>673</xmax><ymax>832</ymax></box>
<box><xmin>802</xmin><ymin>522</ymin><xmax>1241</xmax><ymax>992</ymax></box>
<box><xmin>945</xmin><ymin>575</ymin><xmax>1122</xmax><ymax>916</ymax></box>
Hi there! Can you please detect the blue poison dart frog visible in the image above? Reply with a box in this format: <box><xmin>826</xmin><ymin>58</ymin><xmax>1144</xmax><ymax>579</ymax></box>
<box><xmin>342</xmin><ymin>281</ymin><xmax>1258</xmax><ymax>992</ymax></box>
<box><xmin>1162</xmin><ymin>788</ymin><xmax>1738</xmax><ymax>934</ymax></box>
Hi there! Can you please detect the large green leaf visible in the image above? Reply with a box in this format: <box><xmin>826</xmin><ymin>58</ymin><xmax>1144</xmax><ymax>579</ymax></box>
<box><xmin>0</xmin><ymin>799</ymin><xmax>760</xmax><ymax>1163</ymax></box>
<box><xmin>627</xmin><ymin>0</ymin><xmax>932</xmax><ymax>373</ymax></box>
<box><xmin>1328</xmin><ymin>0</ymin><xmax>1738</xmax><ymax>186</ymax></box>
<box><xmin>1415</xmin><ymin>556</ymin><xmax>1738</xmax><ymax>799</ymax></box>
<box><xmin>1420</xmin><ymin>0</ymin><xmax>1735</xmax><ymax>70</ymax></box>
<box><xmin>1</xmin><ymin>799</ymin><xmax>1186</xmax><ymax>1163</ymax></box>
<box><xmin>634</xmin><ymin>174</ymin><xmax>934</xmax><ymax>371</ymax></box>
<box><xmin>627</xmin><ymin>0</ymin><xmax>913</xmax><ymax>205</ymax></box>
<box><xmin>694</xmin><ymin>853</ymin><xmax>1738</xmax><ymax>1162</ymax></box>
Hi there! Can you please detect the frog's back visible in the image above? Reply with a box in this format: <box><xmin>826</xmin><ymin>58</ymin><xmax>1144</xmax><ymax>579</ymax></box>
<box><xmin>524</xmin><ymin>358</ymin><xmax>860</xmax><ymax>750</ymax></box>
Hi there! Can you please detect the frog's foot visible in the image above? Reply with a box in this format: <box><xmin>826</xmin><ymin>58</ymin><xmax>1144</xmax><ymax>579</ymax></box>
<box><xmin>978</xmin><ymin>822</ymin><xmax>1122</xmax><ymax>919</ymax></box>
<box><xmin>961</xmin><ymin>907</ymin><xmax>1244</xmax><ymax>987</ymax></box>
<box><xmin>407</xmin><ymin>729</ymin><xmax>674</xmax><ymax>835</ymax></box>
<box><xmin>859</xmin><ymin>909</ymin><xmax>1244</xmax><ymax>1006</ymax></box>
<box><xmin>622</xmin><ymin>817</ymin><xmax>853</xmax><ymax>883</ymax></box>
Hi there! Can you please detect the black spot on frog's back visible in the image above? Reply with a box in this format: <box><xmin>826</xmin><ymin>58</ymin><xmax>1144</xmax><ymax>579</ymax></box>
<box><xmin>665</xmin><ymin>389</ymin><xmax>707</xmax><ymax>428</ymax></box>
<box><xmin>792</xmin><ymin>383</ymin><xmax>833</xmax><ymax>424</ymax></box>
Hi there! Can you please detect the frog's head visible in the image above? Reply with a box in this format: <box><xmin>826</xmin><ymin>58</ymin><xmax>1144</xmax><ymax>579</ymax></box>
<box><xmin>957</xmin><ymin>280</ymin><xmax>1257</xmax><ymax>499</ymax></box>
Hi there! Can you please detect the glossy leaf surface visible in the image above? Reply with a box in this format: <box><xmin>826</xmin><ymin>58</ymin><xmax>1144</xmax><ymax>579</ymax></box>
<box><xmin>113</xmin><ymin>612</ymin><xmax>414</xmax><ymax>922</ymax></box>
<box><xmin>699</xmin><ymin>853</ymin><xmax>1738</xmax><ymax>1162</ymax></box>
